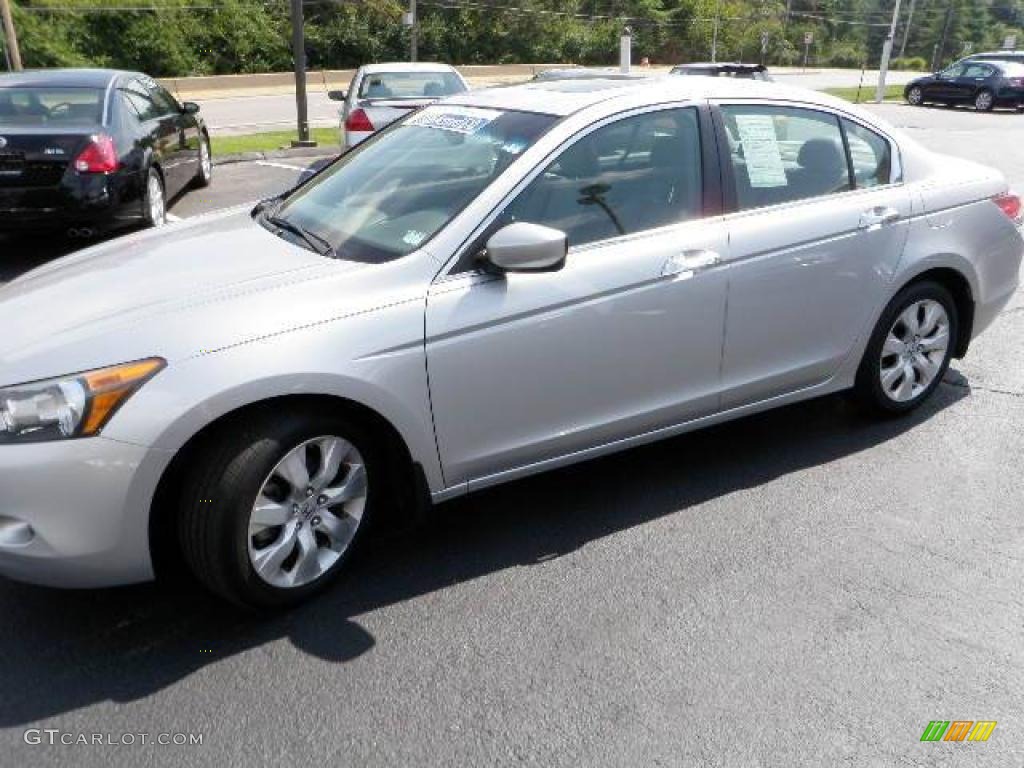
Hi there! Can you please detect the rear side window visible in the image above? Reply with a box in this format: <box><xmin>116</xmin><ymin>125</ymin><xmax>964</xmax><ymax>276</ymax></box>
<box><xmin>500</xmin><ymin>107</ymin><xmax>703</xmax><ymax>248</ymax></box>
<box><xmin>842</xmin><ymin>118</ymin><xmax>892</xmax><ymax>188</ymax></box>
<box><xmin>720</xmin><ymin>105</ymin><xmax>851</xmax><ymax>210</ymax></box>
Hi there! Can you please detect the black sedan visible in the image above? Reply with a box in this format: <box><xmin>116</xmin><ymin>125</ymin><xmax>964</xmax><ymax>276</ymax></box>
<box><xmin>904</xmin><ymin>59</ymin><xmax>1024</xmax><ymax>111</ymax></box>
<box><xmin>0</xmin><ymin>68</ymin><xmax>211</xmax><ymax>236</ymax></box>
<box><xmin>670</xmin><ymin>62</ymin><xmax>772</xmax><ymax>80</ymax></box>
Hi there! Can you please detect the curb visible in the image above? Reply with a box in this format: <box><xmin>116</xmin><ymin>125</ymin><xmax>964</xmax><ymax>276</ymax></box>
<box><xmin>214</xmin><ymin>145</ymin><xmax>341</xmax><ymax>167</ymax></box>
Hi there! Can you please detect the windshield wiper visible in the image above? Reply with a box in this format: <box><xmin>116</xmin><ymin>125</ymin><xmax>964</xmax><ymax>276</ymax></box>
<box><xmin>264</xmin><ymin>215</ymin><xmax>334</xmax><ymax>258</ymax></box>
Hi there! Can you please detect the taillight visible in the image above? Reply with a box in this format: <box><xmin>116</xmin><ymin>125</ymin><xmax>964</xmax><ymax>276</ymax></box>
<box><xmin>73</xmin><ymin>134</ymin><xmax>119</xmax><ymax>174</ymax></box>
<box><xmin>345</xmin><ymin>108</ymin><xmax>374</xmax><ymax>133</ymax></box>
<box><xmin>1009</xmin><ymin>77</ymin><xmax>1024</xmax><ymax>88</ymax></box>
<box><xmin>993</xmin><ymin>191</ymin><xmax>1023</xmax><ymax>224</ymax></box>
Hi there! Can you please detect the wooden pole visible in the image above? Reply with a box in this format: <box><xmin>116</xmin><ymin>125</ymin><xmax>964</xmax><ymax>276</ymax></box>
<box><xmin>0</xmin><ymin>0</ymin><xmax>22</xmax><ymax>71</ymax></box>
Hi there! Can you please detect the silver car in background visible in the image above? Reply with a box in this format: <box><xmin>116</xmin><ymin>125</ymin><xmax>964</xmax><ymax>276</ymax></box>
<box><xmin>0</xmin><ymin>77</ymin><xmax>1020</xmax><ymax>609</ymax></box>
<box><xmin>328</xmin><ymin>62</ymin><xmax>468</xmax><ymax>149</ymax></box>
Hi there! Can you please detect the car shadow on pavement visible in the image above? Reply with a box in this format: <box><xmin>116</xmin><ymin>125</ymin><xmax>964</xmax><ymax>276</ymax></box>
<box><xmin>0</xmin><ymin>378</ymin><xmax>970</xmax><ymax>727</ymax></box>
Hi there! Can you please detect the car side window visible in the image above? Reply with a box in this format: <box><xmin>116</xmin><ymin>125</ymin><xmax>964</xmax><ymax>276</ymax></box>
<box><xmin>842</xmin><ymin>119</ymin><xmax>892</xmax><ymax>188</ymax></box>
<box><xmin>720</xmin><ymin>104</ymin><xmax>852</xmax><ymax>211</ymax></box>
<box><xmin>498</xmin><ymin>108</ymin><xmax>703</xmax><ymax>249</ymax></box>
<box><xmin>149</xmin><ymin>85</ymin><xmax>181</xmax><ymax>117</ymax></box>
<box><xmin>963</xmin><ymin>63</ymin><xmax>992</xmax><ymax>79</ymax></box>
<box><xmin>121</xmin><ymin>86</ymin><xmax>160</xmax><ymax>122</ymax></box>
<box><xmin>940</xmin><ymin>64</ymin><xmax>965</xmax><ymax>78</ymax></box>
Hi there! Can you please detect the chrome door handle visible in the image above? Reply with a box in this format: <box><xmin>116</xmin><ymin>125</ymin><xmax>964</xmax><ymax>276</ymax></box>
<box><xmin>662</xmin><ymin>249</ymin><xmax>721</xmax><ymax>277</ymax></box>
<box><xmin>859</xmin><ymin>206</ymin><xmax>901</xmax><ymax>230</ymax></box>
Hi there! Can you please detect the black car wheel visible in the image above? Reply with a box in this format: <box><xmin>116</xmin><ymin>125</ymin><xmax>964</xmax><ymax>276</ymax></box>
<box><xmin>178</xmin><ymin>408</ymin><xmax>384</xmax><ymax>610</ymax></box>
<box><xmin>194</xmin><ymin>135</ymin><xmax>212</xmax><ymax>188</ymax></box>
<box><xmin>143</xmin><ymin>167</ymin><xmax>166</xmax><ymax>228</ymax></box>
<box><xmin>906</xmin><ymin>85</ymin><xmax>924</xmax><ymax>106</ymax></box>
<box><xmin>854</xmin><ymin>281</ymin><xmax>958</xmax><ymax>416</ymax></box>
<box><xmin>974</xmin><ymin>89</ymin><xmax>995</xmax><ymax>111</ymax></box>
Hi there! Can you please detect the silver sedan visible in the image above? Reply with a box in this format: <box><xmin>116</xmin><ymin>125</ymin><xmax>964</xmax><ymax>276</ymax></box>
<box><xmin>0</xmin><ymin>76</ymin><xmax>1020</xmax><ymax>608</ymax></box>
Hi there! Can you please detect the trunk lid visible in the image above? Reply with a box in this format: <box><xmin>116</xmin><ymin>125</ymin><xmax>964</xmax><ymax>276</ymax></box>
<box><xmin>0</xmin><ymin>128</ymin><xmax>95</xmax><ymax>189</ymax></box>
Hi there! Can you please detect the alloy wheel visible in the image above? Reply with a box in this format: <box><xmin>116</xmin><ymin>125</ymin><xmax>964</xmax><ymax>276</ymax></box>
<box><xmin>247</xmin><ymin>436</ymin><xmax>368</xmax><ymax>589</ymax></box>
<box><xmin>200</xmin><ymin>139</ymin><xmax>212</xmax><ymax>182</ymax></box>
<box><xmin>975</xmin><ymin>90</ymin><xmax>994</xmax><ymax>111</ymax></box>
<box><xmin>878</xmin><ymin>299</ymin><xmax>950</xmax><ymax>403</ymax></box>
<box><xmin>907</xmin><ymin>86</ymin><xmax>923</xmax><ymax>106</ymax></box>
<box><xmin>148</xmin><ymin>172</ymin><xmax>166</xmax><ymax>226</ymax></box>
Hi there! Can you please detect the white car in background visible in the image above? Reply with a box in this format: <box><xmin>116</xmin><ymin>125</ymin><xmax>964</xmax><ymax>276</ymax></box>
<box><xmin>328</xmin><ymin>63</ymin><xmax>469</xmax><ymax>149</ymax></box>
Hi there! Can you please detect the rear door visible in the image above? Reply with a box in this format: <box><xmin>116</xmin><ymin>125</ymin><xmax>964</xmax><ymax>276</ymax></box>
<box><xmin>121</xmin><ymin>78</ymin><xmax>188</xmax><ymax>195</ymax></box>
<box><xmin>713</xmin><ymin>102</ymin><xmax>912</xmax><ymax>408</ymax></box>
<box><xmin>957</xmin><ymin>62</ymin><xmax>996</xmax><ymax>101</ymax></box>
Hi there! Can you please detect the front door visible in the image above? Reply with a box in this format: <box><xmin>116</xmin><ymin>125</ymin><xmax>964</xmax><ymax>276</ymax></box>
<box><xmin>714</xmin><ymin>103</ymin><xmax>912</xmax><ymax>408</ymax></box>
<box><xmin>426</xmin><ymin>106</ymin><xmax>730</xmax><ymax>486</ymax></box>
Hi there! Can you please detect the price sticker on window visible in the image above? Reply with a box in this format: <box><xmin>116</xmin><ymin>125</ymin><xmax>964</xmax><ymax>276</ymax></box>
<box><xmin>734</xmin><ymin>114</ymin><xmax>788</xmax><ymax>188</ymax></box>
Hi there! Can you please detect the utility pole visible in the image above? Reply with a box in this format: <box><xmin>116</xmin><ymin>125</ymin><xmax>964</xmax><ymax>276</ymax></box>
<box><xmin>898</xmin><ymin>0</ymin><xmax>916</xmax><ymax>57</ymax></box>
<box><xmin>934</xmin><ymin>4</ymin><xmax>953</xmax><ymax>70</ymax></box>
<box><xmin>875</xmin><ymin>0</ymin><xmax>903</xmax><ymax>103</ymax></box>
<box><xmin>409</xmin><ymin>0</ymin><xmax>417</xmax><ymax>62</ymax></box>
<box><xmin>289</xmin><ymin>0</ymin><xmax>315</xmax><ymax>146</ymax></box>
<box><xmin>0</xmin><ymin>0</ymin><xmax>22</xmax><ymax>71</ymax></box>
<box><xmin>710</xmin><ymin>0</ymin><xmax>721</xmax><ymax>62</ymax></box>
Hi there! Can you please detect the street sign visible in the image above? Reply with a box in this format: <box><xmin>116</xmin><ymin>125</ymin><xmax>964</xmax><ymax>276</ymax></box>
<box><xmin>761</xmin><ymin>31</ymin><xmax>770</xmax><ymax>53</ymax></box>
<box><xmin>402</xmin><ymin>11</ymin><xmax>414</xmax><ymax>26</ymax></box>
<box><xmin>804</xmin><ymin>31</ymin><xmax>813</xmax><ymax>45</ymax></box>
<box><xmin>1003</xmin><ymin>35</ymin><xmax>1017</xmax><ymax>50</ymax></box>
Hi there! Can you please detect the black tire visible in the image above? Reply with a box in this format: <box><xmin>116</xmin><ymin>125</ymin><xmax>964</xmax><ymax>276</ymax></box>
<box><xmin>177</xmin><ymin>408</ymin><xmax>385</xmax><ymax>610</ymax></box>
<box><xmin>905</xmin><ymin>85</ymin><xmax>923</xmax><ymax>106</ymax></box>
<box><xmin>142</xmin><ymin>166</ymin><xmax>166</xmax><ymax>228</ymax></box>
<box><xmin>854</xmin><ymin>281</ymin><xmax>958</xmax><ymax>416</ymax></box>
<box><xmin>974</xmin><ymin>89</ymin><xmax>995</xmax><ymax>112</ymax></box>
<box><xmin>193</xmin><ymin>134</ymin><xmax>212</xmax><ymax>189</ymax></box>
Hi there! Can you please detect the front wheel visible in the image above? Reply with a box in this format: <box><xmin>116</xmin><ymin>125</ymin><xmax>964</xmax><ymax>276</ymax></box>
<box><xmin>854</xmin><ymin>281</ymin><xmax>958</xmax><ymax>415</ymax></box>
<box><xmin>142</xmin><ymin>167</ymin><xmax>166</xmax><ymax>228</ymax></box>
<box><xmin>178</xmin><ymin>410</ymin><xmax>381</xmax><ymax>609</ymax></box>
<box><xmin>905</xmin><ymin>85</ymin><xmax>923</xmax><ymax>106</ymax></box>
<box><xmin>974</xmin><ymin>89</ymin><xmax>995</xmax><ymax>111</ymax></box>
<box><xmin>193</xmin><ymin>134</ymin><xmax>212</xmax><ymax>188</ymax></box>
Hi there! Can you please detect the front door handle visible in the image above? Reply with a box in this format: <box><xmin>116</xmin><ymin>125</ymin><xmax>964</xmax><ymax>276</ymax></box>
<box><xmin>859</xmin><ymin>206</ymin><xmax>901</xmax><ymax>230</ymax></box>
<box><xmin>662</xmin><ymin>249</ymin><xmax>721</xmax><ymax>277</ymax></box>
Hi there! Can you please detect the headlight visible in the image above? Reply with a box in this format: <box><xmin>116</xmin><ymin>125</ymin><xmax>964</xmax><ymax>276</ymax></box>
<box><xmin>0</xmin><ymin>358</ymin><xmax>165</xmax><ymax>444</ymax></box>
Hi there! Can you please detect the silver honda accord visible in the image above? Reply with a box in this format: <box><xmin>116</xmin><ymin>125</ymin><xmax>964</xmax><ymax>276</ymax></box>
<box><xmin>1</xmin><ymin>77</ymin><xmax>1020</xmax><ymax>608</ymax></box>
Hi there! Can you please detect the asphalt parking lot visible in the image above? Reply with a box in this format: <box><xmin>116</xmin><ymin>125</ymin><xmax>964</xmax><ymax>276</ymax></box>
<box><xmin>2</xmin><ymin>103</ymin><xmax>1024</xmax><ymax>766</ymax></box>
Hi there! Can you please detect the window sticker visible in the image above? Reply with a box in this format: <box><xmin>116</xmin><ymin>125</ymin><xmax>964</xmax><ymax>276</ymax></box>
<box><xmin>734</xmin><ymin>114</ymin><xmax>788</xmax><ymax>188</ymax></box>
<box><xmin>405</xmin><ymin>106</ymin><xmax>502</xmax><ymax>135</ymax></box>
<box><xmin>402</xmin><ymin>229</ymin><xmax>428</xmax><ymax>246</ymax></box>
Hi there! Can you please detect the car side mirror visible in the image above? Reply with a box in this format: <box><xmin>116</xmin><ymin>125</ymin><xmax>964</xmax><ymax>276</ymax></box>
<box><xmin>483</xmin><ymin>222</ymin><xmax>567</xmax><ymax>273</ymax></box>
<box><xmin>181</xmin><ymin>101</ymin><xmax>200</xmax><ymax>115</ymax></box>
<box><xmin>327</xmin><ymin>90</ymin><xmax>347</xmax><ymax>102</ymax></box>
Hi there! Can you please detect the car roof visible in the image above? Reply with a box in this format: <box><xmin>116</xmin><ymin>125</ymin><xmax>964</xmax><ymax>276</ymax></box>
<box><xmin>360</xmin><ymin>62</ymin><xmax>458</xmax><ymax>74</ymax></box>
<box><xmin>0</xmin><ymin>68</ymin><xmax>127</xmax><ymax>89</ymax></box>
<box><xmin>445</xmin><ymin>75</ymin><xmax>840</xmax><ymax>117</ymax></box>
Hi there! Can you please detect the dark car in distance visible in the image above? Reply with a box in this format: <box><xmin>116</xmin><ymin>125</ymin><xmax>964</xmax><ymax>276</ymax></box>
<box><xmin>904</xmin><ymin>59</ymin><xmax>1024</xmax><ymax>111</ymax></box>
<box><xmin>670</xmin><ymin>62</ymin><xmax>772</xmax><ymax>80</ymax></box>
<box><xmin>0</xmin><ymin>69</ymin><xmax>211</xmax><ymax>236</ymax></box>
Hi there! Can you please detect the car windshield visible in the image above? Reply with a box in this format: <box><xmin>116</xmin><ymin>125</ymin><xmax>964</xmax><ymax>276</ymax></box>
<box><xmin>0</xmin><ymin>86</ymin><xmax>105</xmax><ymax>125</ymax></box>
<box><xmin>269</xmin><ymin>106</ymin><xmax>557</xmax><ymax>263</ymax></box>
<box><xmin>357</xmin><ymin>71</ymin><xmax>466</xmax><ymax>100</ymax></box>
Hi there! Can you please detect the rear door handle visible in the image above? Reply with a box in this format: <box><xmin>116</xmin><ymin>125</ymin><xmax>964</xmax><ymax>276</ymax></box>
<box><xmin>662</xmin><ymin>249</ymin><xmax>721</xmax><ymax>277</ymax></box>
<box><xmin>859</xmin><ymin>206</ymin><xmax>901</xmax><ymax>230</ymax></box>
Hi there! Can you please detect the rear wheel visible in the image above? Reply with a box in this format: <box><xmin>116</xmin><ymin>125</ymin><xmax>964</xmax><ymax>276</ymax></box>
<box><xmin>905</xmin><ymin>85</ymin><xmax>923</xmax><ymax>106</ymax></box>
<box><xmin>178</xmin><ymin>409</ymin><xmax>382</xmax><ymax>609</ymax></box>
<box><xmin>143</xmin><ymin>167</ymin><xmax>166</xmax><ymax>228</ymax></box>
<box><xmin>974</xmin><ymin>89</ymin><xmax>995</xmax><ymax>111</ymax></box>
<box><xmin>854</xmin><ymin>281</ymin><xmax>958</xmax><ymax>415</ymax></box>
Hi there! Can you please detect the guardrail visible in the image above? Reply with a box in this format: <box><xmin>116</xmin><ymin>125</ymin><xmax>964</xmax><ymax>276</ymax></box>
<box><xmin>160</xmin><ymin>63</ymin><xmax>565</xmax><ymax>99</ymax></box>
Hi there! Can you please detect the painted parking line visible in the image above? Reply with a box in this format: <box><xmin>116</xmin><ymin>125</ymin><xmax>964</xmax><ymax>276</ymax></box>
<box><xmin>255</xmin><ymin>160</ymin><xmax>319</xmax><ymax>174</ymax></box>
<box><xmin>166</xmin><ymin>213</ymin><xmax>182</xmax><ymax>222</ymax></box>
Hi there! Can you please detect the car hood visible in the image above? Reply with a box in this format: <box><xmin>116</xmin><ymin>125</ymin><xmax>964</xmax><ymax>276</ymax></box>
<box><xmin>0</xmin><ymin>208</ymin><xmax>370</xmax><ymax>384</ymax></box>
